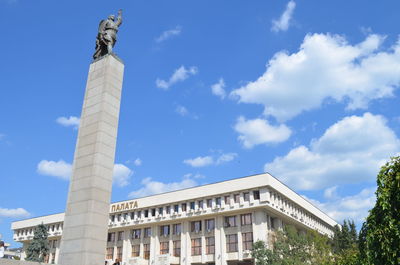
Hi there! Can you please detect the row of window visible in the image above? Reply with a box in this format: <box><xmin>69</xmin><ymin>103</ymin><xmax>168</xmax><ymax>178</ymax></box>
<box><xmin>108</xmin><ymin>214</ymin><xmax>253</xmax><ymax>242</ymax></box>
<box><xmin>110</xmin><ymin>190</ymin><xmax>260</xmax><ymax>223</ymax></box>
<box><xmin>107</xmin><ymin>232</ymin><xmax>254</xmax><ymax>260</ymax></box>
<box><xmin>16</xmin><ymin>223</ymin><xmax>62</xmax><ymax>237</ymax></box>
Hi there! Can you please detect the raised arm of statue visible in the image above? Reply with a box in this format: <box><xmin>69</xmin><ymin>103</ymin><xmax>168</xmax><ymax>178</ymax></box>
<box><xmin>116</xmin><ymin>9</ymin><xmax>123</xmax><ymax>27</ymax></box>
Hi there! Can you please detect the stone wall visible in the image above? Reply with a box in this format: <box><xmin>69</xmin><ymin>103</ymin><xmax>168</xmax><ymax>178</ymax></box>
<box><xmin>0</xmin><ymin>260</ymin><xmax>47</xmax><ymax>265</ymax></box>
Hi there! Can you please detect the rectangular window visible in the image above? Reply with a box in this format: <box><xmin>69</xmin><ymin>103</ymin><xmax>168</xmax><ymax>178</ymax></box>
<box><xmin>117</xmin><ymin>231</ymin><xmax>124</xmax><ymax>241</ymax></box>
<box><xmin>144</xmin><ymin>210</ymin><xmax>149</xmax><ymax>218</ymax></box>
<box><xmin>191</xmin><ymin>238</ymin><xmax>202</xmax><ymax>256</ymax></box>
<box><xmin>191</xmin><ymin>221</ymin><xmax>202</xmax><ymax>233</ymax></box>
<box><xmin>160</xmin><ymin>225</ymin><xmax>170</xmax><ymax>236</ymax></box>
<box><xmin>174</xmin><ymin>204</ymin><xmax>179</xmax><ymax>213</ymax></box>
<box><xmin>151</xmin><ymin>208</ymin><xmax>156</xmax><ymax>217</ymax></box>
<box><xmin>205</xmin><ymin>219</ymin><xmax>215</xmax><ymax>231</ymax></box>
<box><xmin>143</xmin><ymin>244</ymin><xmax>150</xmax><ymax>260</ymax></box>
<box><xmin>181</xmin><ymin>203</ymin><xmax>187</xmax><ymax>212</ymax></box>
<box><xmin>241</xmin><ymin>213</ymin><xmax>252</xmax><ymax>226</ymax></box>
<box><xmin>242</xmin><ymin>232</ymin><xmax>253</xmax><ymax>250</ymax></box>
<box><xmin>117</xmin><ymin>247</ymin><xmax>123</xmax><ymax>260</ymax></box>
<box><xmin>117</xmin><ymin>214</ymin><xmax>121</xmax><ymax>222</ymax></box>
<box><xmin>173</xmin><ymin>223</ymin><xmax>181</xmax><ymax>235</ymax></box>
<box><xmin>206</xmin><ymin>237</ymin><xmax>215</xmax><ymax>254</ymax></box>
<box><xmin>166</xmin><ymin>206</ymin><xmax>171</xmax><ymax>214</ymax></box>
<box><xmin>144</xmin><ymin>227</ymin><xmax>151</xmax><ymax>238</ymax></box>
<box><xmin>130</xmin><ymin>212</ymin><xmax>135</xmax><ymax>220</ymax></box>
<box><xmin>190</xmin><ymin>201</ymin><xmax>195</xmax><ymax>210</ymax></box>
<box><xmin>216</xmin><ymin>197</ymin><xmax>221</xmax><ymax>206</ymax></box>
<box><xmin>173</xmin><ymin>240</ymin><xmax>181</xmax><ymax>257</ymax></box>
<box><xmin>253</xmin><ymin>190</ymin><xmax>260</xmax><ymax>200</ymax></box>
<box><xmin>123</xmin><ymin>213</ymin><xmax>128</xmax><ymax>221</ymax></box>
<box><xmin>226</xmin><ymin>234</ymin><xmax>238</xmax><ymax>252</ymax></box>
<box><xmin>243</xmin><ymin>192</ymin><xmax>250</xmax><ymax>202</ymax></box>
<box><xmin>132</xmin><ymin>229</ymin><xmax>141</xmax><ymax>239</ymax></box>
<box><xmin>234</xmin><ymin>194</ymin><xmax>240</xmax><ymax>203</ymax></box>
<box><xmin>224</xmin><ymin>216</ymin><xmax>237</xmax><ymax>227</ymax></box>
<box><xmin>107</xmin><ymin>232</ymin><xmax>115</xmax><ymax>242</ymax></box>
<box><xmin>131</xmin><ymin>244</ymin><xmax>140</xmax><ymax>257</ymax></box>
<box><xmin>207</xmin><ymin>199</ymin><xmax>213</xmax><ymax>208</ymax></box>
<box><xmin>106</xmin><ymin>247</ymin><xmax>114</xmax><ymax>260</ymax></box>
<box><xmin>52</xmin><ymin>240</ymin><xmax>57</xmax><ymax>248</ymax></box>
<box><xmin>137</xmin><ymin>211</ymin><xmax>141</xmax><ymax>219</ymax></box>
<box><xmin>224</xmin><ymin>196</ymin><xmax>230</xmax><ymax>206</ymax></box>
<box><xmin>111</xmin><ymin>215</ymin><xmax>115</xmax><ymax>222</ymax></box>
<box><xmin>51</xmin><ymin>253</ymin><xmax>55</xmax><ymax>264</ymax></box>
<box><xmin>198</xmin><ymin>200</ymin><xmax>203</xmax><ymax>209</ymax></box>
<box><xmin>160</xmin><ymin>241</ymin><xmax>169</xmax><ymax>254</ymax></box>
<box><xmin>159</xmin><ymin>207</ymin><xmax>163</xmax><ymax>216</ymax></box>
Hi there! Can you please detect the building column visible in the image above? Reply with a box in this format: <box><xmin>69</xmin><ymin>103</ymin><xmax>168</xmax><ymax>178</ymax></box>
<box><xmin>215</xmin><ymin>216</ymin><xmax>227</xmax><ymax>265</ymax></box>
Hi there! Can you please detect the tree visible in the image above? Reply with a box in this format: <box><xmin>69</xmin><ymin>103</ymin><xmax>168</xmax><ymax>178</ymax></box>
<box><xmin>251</xmin><ymin>240</ymin><xmax>271</xmax><ymax>265</ymax></box>
<box><xmin>25</xmin><ymin>223</ymin><xmax>50</xmax><ymax>262</ymax></box>
<box><xmin>360</xmin><ymin>156</ymin><xmax>400</xmax><ymax>265</ymax></box>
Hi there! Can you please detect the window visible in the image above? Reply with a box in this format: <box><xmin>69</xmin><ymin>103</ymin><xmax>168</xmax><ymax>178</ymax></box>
<box><xmin>159</xmin><ymin>207</ymin><xmax>163</xmax><ymax>216</ymax></box>
<box><xmin>166</xmin><ymin>206</ymin><xmax>171</xmax><ymax>214</ymax></box>
<box><xmin>144</xmin><ymin>227</ymin><xmax>151</xmax><ymax>238</ymax></box>
<box><xmin>144</xmin><ymin>210</ymin><xmax>149</xmax><ymax>218</ymax></box>
<box><xmin>226</xmin><ymin>234</ymin><xmax>238</xmax><ymax>252</ymax></box>
<box><xmin>131</xmin><ymin>229</ymin><xmax>141</xmax><ymax>239</ymax></box>
<box><xmin>107</xmin><ymin>232</ymin><xmax>115</xmax><ymax>242</ymax></box>
<box><xmin>117</xmin><ymin>231</ymin><xmax>124</xmax><ymax>241</ymax></box>
<box><xmin>151</xmin><ymin>208</ymin><xmax>156</xmax><ymax>217</ymax></box>
<box><xmin>123</xmin><ymin>213</ymin><xmax>128</xmax><ymax>221</ymax></box>
<box><xmin>206</xmin><ymin>237</ymin><xmax>215</xmax><ymax>254</ymax></box>
<box><xmin>160</xmin><ymin>225</ymin><xmax>170</xmax><ymax>236</ymax></box>
<box><xmin>137</xmin><ymin>211</ymin><xmax>141</xmax><ymax>219</ymax></box>
<box><xmin>224</xmin><ymin>216</ymin><xmax>237</xmax><ymax>227</ymax></box>
<box><xmin>253</xmin><ymin>190</ymin><xmax>260</xmax><ymax>200</ymax></box>
<box><xmin>190</xmin><ymin>201</ymin><xmax>195</xmax><ymax>210</ymax></box>
<box><xmin>191</xmin><ymin>221</ymin><xmax>202</xmax><ymax>233</ymax></box>
<box><xmin>130</xmin><ymin>212</ymin><xmax>135</xmax><ymax>220</ymax></box>
<box><xmin>173</xmin><ymin>240</ymin><xmax>181</xmax><ymax>257</ymax></box>
<box><xmin>52</xmin><ymin>240</ymin><xmax>57</xmax><ymax>248</ymax></box>
<box><xmin>216</xmin><ymin>197</ymin><xmax>221</xmax><ymax>206</ymax></box>
<box><xmin>205</xmin><ymin>219</ymin><xmax>215</xmax><ymax>231</ymax></box>
<box><xmin>174</xmin><ymin>204</ymin><xmax>179</xmax><ymax>213</ymax></box>
<box><xmin>224</xmin><ymin>196</ymin><xmax>230</xmax><ymax>206</ymax></box>
<box><xmin>143</xmin><ymin>244</ymin><xmax>150</xmax><ymax>259</ymax></box>
<box><xmin>181</xmin><ymin>203</ymin><xmax>187</xmax><ymax>212</ymax></box>
<box><xmin>173</xmin><ymin>223</ymin><xmax>181</xmax><ymax>235</ymax></box>
<box><xmin>131</xmin><ymin>244</ymin><xmax>140</xmax><ymax>257</ymax></box>
<box><xmin>160</xmin><ymin>241</ymin><xmax>169</xmax><ymax>254</ymax></box>
<box><xmin>191</xmin><ymin>238</ymin><xmax>202</xmax><ymax>256</ymax></box>
<box><xmin>241</xmin><ymin>213</ymin><xmax>252</xmax><ymax>226</ymax></box>
<box><xmin>198</xmin><ymin>200</ymin><xmax>203</xmax><ymax>209</ymax></box>
<box><xmin>51</xmin><ymin>225</ymin><xmax>55</xmax><ymax>232</ymax></box>
<box><xmin>207</xmin><ymin>199</ymin><xmax>213</xmax><ymax>208</ymax></box>
<box><xmin>106</xmin><ymin>247</ymin><xmax>113</xmax><ymax>260</ymax></box>
<box><xmin>111</xmin><ymin>215</ymin><xmax>115</xmax><ymax>222</ymax></box>
<box><xmin>51</xmin><ymin>253</ymin><xmax>55</xmax><ymax>264</ymax></box>
<box><xmin>117</xmin><ymin>214</ymin><xmax>121</xmax><ymax>222</ymax></box>
<box><xmin>243</xmin><ymin>192</ymin><xmax>250</xmax><ymax>202</ymax></box>
<box><xmin>117</xmin><ymin>247</ymin><xmax>123</xmax><ymax>260</ymax></box>
<box><xmin>242</xmin><ymin>232</ymin><xmax>253</xmax><ymax>250</ymax></box>
<box><xmin>234</xmin><ymin>194</ymin><xmax>240</xmax><ymax>203</ymax></box>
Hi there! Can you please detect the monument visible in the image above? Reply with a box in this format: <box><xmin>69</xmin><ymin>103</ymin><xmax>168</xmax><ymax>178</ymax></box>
<box><xmin>58</xmin><ymin>10</ymin><xmax>124</xmax><ymax>265</ymax></box>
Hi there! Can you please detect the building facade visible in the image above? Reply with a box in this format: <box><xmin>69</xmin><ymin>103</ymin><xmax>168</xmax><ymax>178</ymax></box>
<box><xmin>11</xmin><ymin>173</ymin><xmax>338</xmax><ymax>265</ymax></box>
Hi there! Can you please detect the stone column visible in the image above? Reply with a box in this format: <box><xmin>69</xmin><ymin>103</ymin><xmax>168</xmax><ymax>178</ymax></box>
<box><xmin>58</xmin><ymin>54</ymin><xmax>124</xmax><ymax>265</ymax></box>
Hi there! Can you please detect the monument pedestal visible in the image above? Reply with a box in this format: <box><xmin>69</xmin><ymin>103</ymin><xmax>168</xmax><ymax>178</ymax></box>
<box><xmin>58</xmin><ymin>54</ymin><xmax>124</xmax><ymax>265</ymax></box>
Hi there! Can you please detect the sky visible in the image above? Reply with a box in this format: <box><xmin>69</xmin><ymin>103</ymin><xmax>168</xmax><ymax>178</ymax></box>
<box><xmin>1</xmin><ymin>0</ymin><xmax>400</xmax><ymax>246</ymax></box>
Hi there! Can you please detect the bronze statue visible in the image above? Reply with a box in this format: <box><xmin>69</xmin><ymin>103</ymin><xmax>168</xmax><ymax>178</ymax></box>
<box><xmin>93</xmin><ymin>10</ymin><xmax>123</xmax><ymax>60</ymax></box>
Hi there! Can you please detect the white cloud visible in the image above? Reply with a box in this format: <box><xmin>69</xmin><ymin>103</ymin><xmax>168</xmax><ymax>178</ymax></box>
<box><xmin>134</xmin><ymin>158</ymin><xmax>142</xmax><ymax>166</ymax></box>
<box><xmin>265</xmin><ymin>113</ymin><xmax>400</xmax><ymax>190</ymax></box>
<box><xmin>184</xmin><ymin>153</ymin><xmax>238</xmax><ymax>167</ymax></box>
<box><xmin>234</xmin><ymin>116</ymin><xmax>292</xmax><ymax>148</ymax></box>
<box><xmin>156</xmin><ymin>66</ymin><xmax>198</xmax><ymax>90</ymax></box>
<box><xmin>231</xmin><ymin>34</ymin><xmax>400</xmax><ymax>122</ymax></box>
<box><xmin>305</xmin><ymin>187</ymin><xmax>376</xmax><ymax>224</ymax></box>
<box><xmin>211</xmin><ymin>78</ymin><xmax>226</xmax><ymax>99</ymax></box>
<box><xmin>175</xmin><ymin>105</ymin><xmax>189</xmax><ymax>116</ymax></box>
<box><xmin>184</xmin><ymin>156</ymin><xmax>214</xmax><ymax>167</ymax></box>
<box><xmin>113</xmin><ymin>164</ymin><xmax>133</xmax><ymax>187</ymax></box>
<box><xmin>128</xmin><ymin>176</ymin><xmax>198</xmax><ymax>198</ymax></box>
<box><xmin>37</xmin><ymin>160</ymin><xmax>133</xmax><ymax>186</ymax></box>
<box><xmin>155</xmin><ymin>26</ymin><xmax>182</xmax><ymax>43</ymax></box>
<box><xmin>323</xmin><ymin>185</ymin><xmax>339</xmax><ymax>199</ymax></box>
<box><xmin>271</xmin><ymin>0</ymin><xmax>296</xmax><ymax>32</ymax></box>
<box><xmin>56</xmin><ymin>116</ymin><xmax>80</xmax><ymax>129</ymax></box>
<box><xmin>37</xmin><ymin>160</ymin><xmax>72</xmax><ymax>180</ymax></box>
<box><xmin>0</xmin><ymin>207</ymin><xmax>30</xmax><ymax>219</ymax></box>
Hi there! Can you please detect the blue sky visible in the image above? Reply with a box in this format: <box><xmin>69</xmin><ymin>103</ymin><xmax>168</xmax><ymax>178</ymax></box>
<box><xmin>1</xmin><ymin>0</ymin><xmax>400</xmax><ymax>246</ymax></box>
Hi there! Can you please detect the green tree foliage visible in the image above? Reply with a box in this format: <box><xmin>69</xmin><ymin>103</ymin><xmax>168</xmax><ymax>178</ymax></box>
<box><xmin>251</xmin><ymin>225</ymin><xmax>334</xmax><ymax>265</ymax></box>
<box><xmin>25</xmin><ymin>223</ymin><xmax>50</xmax><ymax>262</ymax></box>
<box><xmin>360</xmin><ymin>156</ymin><xmax>400</xmax><ymax>265</ymax></box>
<box><xmin>332</xmin><ymin>220</ymin><xmax>361</xmax><ymax>265</ymax></box>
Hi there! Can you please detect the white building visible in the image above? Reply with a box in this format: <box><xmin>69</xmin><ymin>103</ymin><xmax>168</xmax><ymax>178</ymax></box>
<box><xmin>11</xmin><ymin>173</ymin><xmax>338</xmax><ymax>265</ymax></box>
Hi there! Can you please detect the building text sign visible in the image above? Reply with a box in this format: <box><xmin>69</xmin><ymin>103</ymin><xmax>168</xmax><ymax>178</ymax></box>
<box><xmin>111</xmin><ymin>201</ymin><xmax>138</xmax><ymax>213</ymax></box>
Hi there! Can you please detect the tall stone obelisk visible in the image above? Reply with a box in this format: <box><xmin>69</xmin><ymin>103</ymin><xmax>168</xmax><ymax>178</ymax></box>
<box><xmin>58</xmin><ymin>54</ymin><xmax>124</xmax><ymax>265</ymax></box>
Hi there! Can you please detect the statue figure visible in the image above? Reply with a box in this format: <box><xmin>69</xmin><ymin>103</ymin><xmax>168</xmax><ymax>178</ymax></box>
<box><xmin>93</xmin><ymin>10</ymin><xmax>123</xmax><ymax>60</ymax></box>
